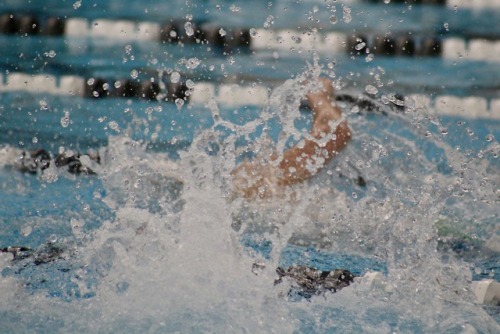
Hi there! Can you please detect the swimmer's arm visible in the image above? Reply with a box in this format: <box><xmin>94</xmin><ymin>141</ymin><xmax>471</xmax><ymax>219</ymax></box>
<box><xmin>277</xmin><ymin>82</ymin><xmax>351</xmax><ymax>186</ymax></box>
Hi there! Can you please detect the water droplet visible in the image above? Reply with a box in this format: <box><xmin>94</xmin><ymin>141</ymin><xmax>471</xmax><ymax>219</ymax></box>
<box><xmin>355</xmin><ymin>42</ymin><xmax>366</xmax><ymax>51</ymax></box>
<box><xmin>46</xmin><ymin>50</ymin><xmax>56</xmax><ymax>58</ymax></box>
<box><xmin>263</xmin><ymin>15</ymin><xmax>274</xmax><ymax>29</ymax></box>
<box><xmin>108</xmin><ymin>121</ymin><xmax>120</xmax><ymax>132</ymax></box>
<box><xmin>39</xmin><ymin>99</ymin><xmax>48</xmax><ymax>110</ymax></box>
<box><xmin>185</xmin><ymin>57</ymin><xmax>201</xmax><ymax>69</ymax></box>
<box><xmin>342</xmin><ymin>6</ymin><xmax>352</xmax><ymax>23</ymax></box>
<box><xmin>229</xmin><ymin>4</ymin><xmax>241</xmax><ymax>13</ymax></box>
<box><xmin>329</xmin><ymin>15</ymin><xmax>338</xmax><ymax>24</ymax></box>
<box><xmin>21</xmin><ymin>226</ymin><xmax>32</xmax><ymax>236</ymax></box>
<box><xmin>114</xmin><ymin>81</ymin><xmax>122</xmax><ymax>89</ymax></box>
<box><xmin>291</xmin><ymin>36</ymin><xmax>302</xmax><ymax>44</ymax></box>
<box><xmin>87</xmin><ymin>78</ymin><xmax>95</xmax><ymax>86</ymax></box>
<box><xmin>352</xmin><ymin>192</ymin><xmax>358</xmax><ymax>199</ymax></box>
<box><xmin>185</xmin><ymin>79</ymin><xmax>195</xmax><ymax>89</ymax></box>
<box><xmin>440</xmin><ymin>128</ymin><xmax>448</xmax><ymax>135</ymax></box>
<box><xmin>184</xmin><ymin>21</ymin><xmax>194</xmax><ymax>36</ymax></box>
<box><xmin>60</xmin><ymin>111</ymin><xmax>70</xmax><ymax>127</ymax></box>
<box><xmin>365</xmin><ymin>85</ymin><xmax>378</xmax><ymax>95</ymax></box>
<box><xmin>350</xmin><ymin>105</ymin><xmax>360</xmax><ymax>114</ymax></box>
<box><xmin>170</xmin><ymin>72</ymin><xmax>181</xmax><ymax>83</ymax></box>
<box><xmin>48</xmin><ymin>234</ymin><xmax>58</xmax><ymax>243</ymax></box>
<box><xmin>175</xmin><ymin>98</ymin><xmax>184</xmax><ymax>109</ymax></box>
<box><xmin>485</xmin><ymin>134</ymin><xmax>494</xmax><ymax>142</ymax></box>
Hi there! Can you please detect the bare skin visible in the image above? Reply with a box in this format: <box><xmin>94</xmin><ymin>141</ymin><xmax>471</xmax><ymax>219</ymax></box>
<box><xmin>231</xmin><ymin>78</ymin><xmax>351</xmax><ymax>199</ymax></box>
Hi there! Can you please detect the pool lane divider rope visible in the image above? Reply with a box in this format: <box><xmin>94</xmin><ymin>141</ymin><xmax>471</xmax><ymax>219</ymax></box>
<box><xmin>0</xmin><ymin>72</ymin><xmax>498</xmax><ymax>120</ymax></box>
<box><xmin>1</xmin><ymin>14</ymin><xmax>499</xmax><ymax>62</ymax></box>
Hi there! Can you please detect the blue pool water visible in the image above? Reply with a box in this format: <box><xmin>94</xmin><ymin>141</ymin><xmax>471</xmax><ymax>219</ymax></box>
<box><xmin>0</xmin><ymin>0</ymin><xmax>499</xmax><ymax>333</ymax></box>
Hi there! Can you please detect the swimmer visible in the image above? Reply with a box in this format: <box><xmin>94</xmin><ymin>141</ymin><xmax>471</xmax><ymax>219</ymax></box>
<box><xmin>231</xmin><ymin>78</ymin><xmax>351</xmax><ymax>199</ymax></box>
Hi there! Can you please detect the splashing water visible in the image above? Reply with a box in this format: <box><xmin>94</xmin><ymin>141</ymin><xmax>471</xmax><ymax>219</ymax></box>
<box><xmin>0</xmin><ymin>59</ymin><xmax>499</xmax><ymax>332</ymax></box>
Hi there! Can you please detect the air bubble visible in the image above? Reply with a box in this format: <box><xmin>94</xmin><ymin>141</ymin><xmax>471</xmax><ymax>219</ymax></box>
<box><xmin>73</xmin><ymin>1</ymin><xmax>81</xmax><ymax>9</ymax></box>
<box><xmin>485</xmin><ymin>134</ymin><xmax>494</xmax><ymax>142</ymax></box>
<box><xmin>329</xmin><ymin>15</ymin><xmax>338</xmax><ymax>24</ymax></box>
<box><xmin>219</xmin><ymin>28</ymin><xmax>226</xmax><ymax>37</ymax></box>
<box><xmin>365</xmin><ymin>54</ymin><xmax>374</xmax><ymax>62</ymax></box>
<box><xmin>130</xmin><ymin>69</ymin><xmax>139</xmax><ymax>79</ymax></box>
<box><xmin>249</xmin><ymin>28</ymin><xmax>257</xmax><ymax>37</ymax></box>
